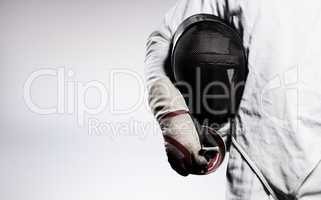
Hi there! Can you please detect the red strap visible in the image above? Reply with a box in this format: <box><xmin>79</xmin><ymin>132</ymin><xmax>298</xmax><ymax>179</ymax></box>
<box><xmin>164</xmin><ymin>135</ymin><xmax>191</xmax><ymax>162</ymax></box>
<box><xmin>159</xmin><ymin>110</ymin><xmax>189</xmax><ymax>122</ymax></box>
<box><xmin>207</xmin><ymin>153</ymin><xmax>221</xmax><ymax>173</ymax></box>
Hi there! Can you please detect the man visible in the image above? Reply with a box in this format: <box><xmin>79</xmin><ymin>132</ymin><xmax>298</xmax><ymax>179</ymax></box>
<box><xmin>145</xmin><ymin>0</ymin><xmax>321</xmax><ymax>199</ymax></box>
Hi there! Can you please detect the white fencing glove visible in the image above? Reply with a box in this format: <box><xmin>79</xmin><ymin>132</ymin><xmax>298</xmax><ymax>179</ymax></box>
<box><xmin>160</xmin><ymin>111</ymin><xmax>209</xmax><ymax>176</ymax></box>
<box><xmin>147</xmin><ymin>77</ymin><xmax>226</xmax><ymax>176</ymax></box>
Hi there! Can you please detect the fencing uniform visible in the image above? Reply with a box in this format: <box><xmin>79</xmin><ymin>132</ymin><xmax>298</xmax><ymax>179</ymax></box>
<box><xmin>145</xmin><ymin>0</ymin><xmax>321</xmax><ymax>199</ymax></box>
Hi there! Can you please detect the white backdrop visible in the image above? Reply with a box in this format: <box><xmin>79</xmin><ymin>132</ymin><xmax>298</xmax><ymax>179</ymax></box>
<box><xmin>0</xmin><ymin>0</ymin><xmax>227</xmax><ymax>199</ymax></box>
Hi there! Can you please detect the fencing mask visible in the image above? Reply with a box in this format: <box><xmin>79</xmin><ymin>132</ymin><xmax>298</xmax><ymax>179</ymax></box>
<box><xmin>171</xmin><ymin>14</ymin><xmax>248</xmax><ymax>173</ymax></box>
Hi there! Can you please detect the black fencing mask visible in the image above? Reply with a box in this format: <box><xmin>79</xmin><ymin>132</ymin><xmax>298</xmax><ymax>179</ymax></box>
<box><xmin>171</xmin><ymin>14</ymin><xmax>248</xmax><ymax>173</ymax></box>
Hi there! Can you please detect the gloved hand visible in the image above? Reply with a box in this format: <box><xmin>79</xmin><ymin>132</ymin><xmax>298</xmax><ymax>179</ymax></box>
<box><xmin>147</xmin><ymin>77</ymin><xmax>224</xmax><ymax>176</ymax></box>
<box><xmin>160</xmin><ymin>112</ymin><xmax>209</xmax><ymax>176</ymax></box>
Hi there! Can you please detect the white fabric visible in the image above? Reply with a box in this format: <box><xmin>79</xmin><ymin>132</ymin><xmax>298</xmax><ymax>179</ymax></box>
<box><xmin>227</xmin><ymin>145</ymin><xmax>273</xmax><ymax>200</ymax></box>
<box><xmin>227</xmin><ymin>144</ymin><xmax>321</xmax><ymax>200</ymax></box>
<box><xmin>145</xmin><ymin>0</ymin><xmax>321</xmax><ymax>199</ymax></box>
<box><xmin>148</xmin><ymin>77</ymin><xmax>208</xmax><ymax>175</ymax></box>
<box><xmin>148</xmin><ymin>77</ymin><xmax>189</xmax><ymax>120</ymax></box>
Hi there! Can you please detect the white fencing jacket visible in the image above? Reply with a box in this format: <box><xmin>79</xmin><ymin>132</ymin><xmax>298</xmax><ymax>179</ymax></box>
<box><xmin>145</xmin><ymin>0</ymin><xmax>321</xmax><ymax>195</ymax></box>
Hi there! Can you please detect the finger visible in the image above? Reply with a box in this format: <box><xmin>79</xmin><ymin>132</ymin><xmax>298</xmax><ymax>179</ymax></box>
<box><xmin>190</xmin><ymin>154</ymin><xmax>208</xmax><ymax>175</ymax></box>
<box><xmin>164</xmin><ymin>136</ymin><xmax>193</xmax><ymax>176</ymax></box>
<box><xmin>167</xmin><ymin>153</ymin><xmax>189</xmax><ymax>176</ymax></box>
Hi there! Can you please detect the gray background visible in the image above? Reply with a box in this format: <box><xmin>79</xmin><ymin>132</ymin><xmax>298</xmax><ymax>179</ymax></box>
<box><xmin>0</xmin><ymin>0</ymin><xmax>227</xmax><ymax>199</ymax></box>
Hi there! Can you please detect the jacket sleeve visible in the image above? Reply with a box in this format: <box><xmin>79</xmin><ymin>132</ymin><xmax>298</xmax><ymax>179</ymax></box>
<box><xmin>144</xmin><ymin>0</ymin><xmax>240</xmax><ymax>121</ymax></box>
